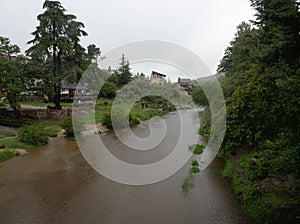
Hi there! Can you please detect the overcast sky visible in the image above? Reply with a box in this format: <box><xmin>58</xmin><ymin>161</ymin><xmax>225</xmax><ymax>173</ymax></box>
<box><xmin>0</xmin><ymin>0</ymin><xmax>255</xmax><ymax>77</ymax></box>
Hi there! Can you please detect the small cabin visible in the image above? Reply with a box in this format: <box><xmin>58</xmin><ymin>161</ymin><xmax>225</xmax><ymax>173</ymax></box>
<box><xmin>150</xmin><ymin>71</ymin><xmax>166</xmax><ymax>85</ymax></box>
<box><xmin>178</xmin><ymin>77</ymin><xmax>195</xmax><ymax>94</ymax></box>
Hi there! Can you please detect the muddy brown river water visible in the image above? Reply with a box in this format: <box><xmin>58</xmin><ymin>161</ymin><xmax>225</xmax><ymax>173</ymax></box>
<box><xmin>0</xmin><ymin>111</ymin><xmax>249</xmax><ymax>224</ymax></box>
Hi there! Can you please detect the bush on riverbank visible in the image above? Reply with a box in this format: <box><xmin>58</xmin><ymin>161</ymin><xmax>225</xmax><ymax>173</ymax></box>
<box><xmin>222</xmin><ymin>145</ymin><xmax>300</xmax><ymax>223</ymax></box>
<box><xmin>61</xmin><ymin>116</ymin><xmax>85</xmax><ymax>137</ymax></box>
<box><xmin>61</xmin><ymin>116</ymin><xmax>74</xmax><ymax>136</ymax></box>
<box><xmin>102</xmin><ymin>109</ymin><xmax>140</xmax><ymax>129</ymax></box>
<box><xmin>18</xmin><ymin>124</ymin><xmax>48</xmax><ymax>146</ymax></box>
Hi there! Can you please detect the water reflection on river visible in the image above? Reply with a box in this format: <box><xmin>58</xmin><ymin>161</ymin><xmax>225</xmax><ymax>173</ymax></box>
<box><xmin>0</xmin><ymin>111</ymin><xmax>249</xmax><ymax>224</ymax></box>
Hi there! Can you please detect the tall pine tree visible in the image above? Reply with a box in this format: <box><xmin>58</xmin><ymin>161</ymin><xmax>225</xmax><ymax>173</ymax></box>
<box><xmin>26</xmin><ymin>0</ymin><xmax>87</xmax><ymax>109</ymax></box>
<box><xmin>116</xmin><ymin>54</ymin><xmax>132</xmax><ymax>86</ymax></box>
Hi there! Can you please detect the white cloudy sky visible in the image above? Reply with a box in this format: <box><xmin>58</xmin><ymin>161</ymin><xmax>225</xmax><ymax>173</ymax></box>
<box><xmin>0</xmin><ymin>0</ymin><xmax>255</xmax><ymax>77</ymax></box>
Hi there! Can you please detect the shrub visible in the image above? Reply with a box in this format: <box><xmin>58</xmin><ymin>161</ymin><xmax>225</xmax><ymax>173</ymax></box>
<box><xmin>190</xmin><ymin>166</ymin><xmax>200</xmax><ymax>174</ymax></box>
<box><xmin>18</xmin><ymin>124</ymin><xmax>48</xmax><ymax>146</ymax></box>
<box><xmin>61</xmin><ymin>116</ymin><xmax>84</xmax><ymax>137</ymax></box>
<box><xmin>102</xmin><ymin>106</ymin><xmax>140</xmax><ymax>129</ymax></box>
<box><xmin>102</xmin><ymin>112</ymin><xmax>112</xmax><ymax>129</ymax></box>
<box><xmin>221</xmin><ymin>158</ymin><xmax>236</xmax><ymax>178</ymax></box>
<box><xmin>189</xmin><ymin>144</ymin><xmax>205</xmax><ymax>154</ymax></box>
<box><xmin>61</xmin><ymin>116</ymin><xmax>73</xmax><ymax>136</ymax></box>
<box><xmin>191</xmin><ymin>160</ymin><xmax>199</xmax><ymax>167</ymax></box>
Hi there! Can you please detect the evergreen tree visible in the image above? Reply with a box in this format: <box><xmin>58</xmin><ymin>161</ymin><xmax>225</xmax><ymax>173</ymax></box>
<box><xmin>116</xmin><ymin>54</ymin><xmax>132</xmax><ymax>86</ymax></box>
<box><xmin>219</xmin><ymin>0</ymin><xmax>300</xmax><ymax>150</ymax></box>
<box><xmin>87</xmin><ymin>44</ymin><xmax>101</xmax><ymax>64</ymax></box>
<box><xmin>250</xmin><ymin>0</ymin><xmax>300</xmax><ymax>66</ymax></box>
<box><xmin>218</xmin><ymin>22</ymin><xmax>260</xmax><ymax>97</ymax></box>
<box><xmin>0</xmin><ymin>36</ymin><xmax>20</xmax><ymax>60</ymax></box>
<box><xmin>26</xmin><ymin>0</ymin><xmax>87</xmax><ymax>109</ymax></box>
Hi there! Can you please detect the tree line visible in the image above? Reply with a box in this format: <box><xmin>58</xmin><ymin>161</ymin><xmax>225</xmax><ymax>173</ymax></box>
<box><xmin>192</xmin><ymin>0</ymin><xmax>299</xmax><ymax>222</ymax></box>
<box><xmin>0</xmin><ymin>0</ymin><xmax>135</xmax><ymax>111</ymax></box>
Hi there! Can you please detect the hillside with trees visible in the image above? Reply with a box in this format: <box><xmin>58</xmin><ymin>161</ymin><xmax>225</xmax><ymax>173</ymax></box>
<box><xmin>192</xmin><ymin>0</ymin><xmax>300</xmax><ymax>223</ymax></box>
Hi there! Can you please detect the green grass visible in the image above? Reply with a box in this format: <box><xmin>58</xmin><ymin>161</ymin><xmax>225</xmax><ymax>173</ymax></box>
<box><xmin>0</xmin><ymin>130</ymin><xmax>16</xmax><ymax>137</ymax></box>
<box><xmin>0</xmin><ymin>137</ymin><xmax>35</xmax><ymax>150</ymax></box>
<box><xmin>0</xmin><ymin>150</ymin><xmax>19</xmax><ymax>163</ymax></box>
<box><xmin>44</xmin><ymin>125</ymin><xmax>61</xmax><ymax>137</ymax></box>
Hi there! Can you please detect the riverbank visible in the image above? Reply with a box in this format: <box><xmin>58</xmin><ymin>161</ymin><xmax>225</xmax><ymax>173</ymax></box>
<box><xmin>221</xmin><ymin>151</ymin><xmax>300</xmax><ymax>224</ymax></box>
<box><xmin>0</xmin><ymin>110</ymin><xmax>249</xmax><ymax>224</ymax></box>
<box><xmin>0</xmin><ymin>124</ymin><xmax>63</xmax><ymax>164</ymax></box>
<box><xmin>0</xmin><ymin>99</ymin><xmax>174</xmax><ymax>164</ymax></box>
<box><xmin>195</xmin><ymin>109</ymin><xmax>299</xmax><ymax>223</ymax></box>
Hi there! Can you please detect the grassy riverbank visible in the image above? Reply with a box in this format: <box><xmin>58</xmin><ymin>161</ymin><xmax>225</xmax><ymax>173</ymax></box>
<box><xmin>0</xmin><ymin>134</ymin><xmax>34</xmax><ymax>163</ymax></box>
<box><xmin>70</xmin><ymin>99</ymin><xmax>174</xmax><ymax>130</ymax></box>
<box><xmin>0</xmin><ymin>99</ymin><xmax>173</xmax><ymax>163</ymax></box>
<box><xmin>221</xmin><ymin>148</ymin><xmax>300</xmax><ymax>223</ymax></box>
<box><xmin>196</xmin><ymin>118</ymin><xmax>300</xmax><ymax>223</ymax></box>
<box><xmin>0</xmin><ymin>125</ymin><xmax>62</xmax><ymax>164</ymax></box>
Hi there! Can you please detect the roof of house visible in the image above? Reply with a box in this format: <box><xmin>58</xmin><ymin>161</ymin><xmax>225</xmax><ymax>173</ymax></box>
<box><xmin>61</xmin><ymin>81</ymin><xmax>88</xmax><ymax>90</ymax></box>
<box><xmin>151</xmin><ymin>71</ymin><xmax>166</xmax><ymax>77</ymax></box>
<box><xmin>179</xmin><ymin>78</ymin><xmax>192</xmax><ymax>83</ymax></box>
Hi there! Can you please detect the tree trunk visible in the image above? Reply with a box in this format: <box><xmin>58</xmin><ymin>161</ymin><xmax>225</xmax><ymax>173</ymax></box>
<box><xmin>52</xmin><ymin>20</ymin><xmax>61</xmax><ymax>110</ymax></box>
<box><xmin>53</xmin><ymin>83</ymin><xmax>62</xmax><ymax>110</ymax></box>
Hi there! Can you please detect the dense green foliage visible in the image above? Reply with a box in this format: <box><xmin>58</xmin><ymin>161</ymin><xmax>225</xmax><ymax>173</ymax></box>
<box><xmin>215</xmin><ymin>0</ymin><xmax>300</xmax><ymax>223</ymax></box>
<box><xmin>18</xmin><ymin>124</ymin><xmax>48</xmax><ymax>146</ymax></box>
<box><xmin>99</xmin><ymin>81</ymin><xmax>118</xmax><ymax>99</ymax></box>
<box><xmin>0</xmin><ymin>37</ymin><xmax>29</xmax><ymax>111</ymax></box>
<box><xmin>191</xmin><ymin>85</ymin><xmax>208</xmax><ymax>106</ymax></box>
<box><xmin>87</xmin><ymin>44</ymin><xmax>101</xmax><ymax>63</ymax></box>
<box><xmin>220</xmin><ymin>0</ymin><xmax>300</xmax><ymax>153</ymax></box>
<box><xmin>61</xmin><ymin>116</ymin><xmax>84</xmax><ymax>136</ymax></box>
<box><xmin>26</xmin><ymin>0</ymin><xmax>90</xmax><ymax>109</ymax></box>
<box><xmin>102</xmin><ymin>108</ymin><xmax>140</xmax><ymax>129</ymax></box>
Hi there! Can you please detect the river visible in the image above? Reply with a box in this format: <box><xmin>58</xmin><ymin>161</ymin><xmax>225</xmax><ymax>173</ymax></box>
<box><xmin>0</xmin><ymin>110</ymin><xmax>249</xmax><ymax>224</ymax></box>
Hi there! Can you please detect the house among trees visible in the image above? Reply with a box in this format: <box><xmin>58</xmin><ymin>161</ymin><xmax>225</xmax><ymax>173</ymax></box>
<box><xmin>150</xmin><ymin>71</ymin><xmax>166</xmax><ymax>85</ymax></box>
<box><xmin>0</xmin><ymin>54</ymin><xmax>29</xmax><ymax>63</ymax></box>
<box><xmin>60</xmin><ymin>81</ymin><xmax>88</xmax><ymax>102</ymax></box>
<box><xmin>177</xmin><ymin>77</ymin><xmax>195</xmax><ymax>94</ymax></box>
